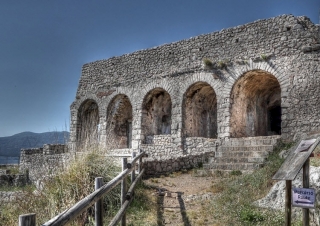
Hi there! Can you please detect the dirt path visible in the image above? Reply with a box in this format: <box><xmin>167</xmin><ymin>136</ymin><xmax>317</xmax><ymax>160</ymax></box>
<box><xmin>144</xmin><ymin>171</ymin><xmax>220</xmax><ymax>226</ymax></box>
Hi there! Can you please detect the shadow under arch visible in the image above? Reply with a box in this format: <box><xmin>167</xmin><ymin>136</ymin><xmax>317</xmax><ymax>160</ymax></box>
<box><xmin>182</xmin><ymin>82</ymin><xmax>217</xmax><ymax>138</ymax></box>
<box><xmin>76</xmin><ymin>99</ymin><xmax>99</xmax><ymax>149</ymax></box>
<box><xmin>106</xmin><ymin>94</ymin><xmax>133</xmax><ymax>149</ymax></box>
<box><xmin>141</xmin><ymin>88</ymin><xmax>172</xmax><ymax>144</ymax></box>
<box><xmin>230</xmin><ymin>69</ymin><xmax>281</xmax><ymax>138</ymax></box>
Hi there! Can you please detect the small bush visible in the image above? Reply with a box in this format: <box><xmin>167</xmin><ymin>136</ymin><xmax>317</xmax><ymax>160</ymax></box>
<box><xmin>217</xmin><ymin>61</ymin><xmax>226</xmax><ymax>69</ymax></box>
<box><xmin>202</xmin><ymin>58</ymin><xmax>213</xmax><ymax>67</ymax></box>
<box><xmin>217</xmin><ymin>59</ymin><xmax>229</xmax><ymax>69</ymax></box>
<box><xmin>260</xmin><ymin>54</ymin><xmax>270</xmax><ymax>61</ymax></box>
<box><xmin>239</xmin><ymin>205</ymin><xmax>264</xmax><ymax>223</ymax></box>
<box><xmin>230</xmin><ymin>170</ymin><xmax>242</xmax><ymax>176</ymax></box>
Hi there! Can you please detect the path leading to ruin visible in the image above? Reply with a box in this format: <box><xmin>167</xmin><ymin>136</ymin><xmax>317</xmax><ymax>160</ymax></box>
<box><xmin>144</xmin><ymin>171</ymin><xmax>220</xmax><ymax>226</ymax></box>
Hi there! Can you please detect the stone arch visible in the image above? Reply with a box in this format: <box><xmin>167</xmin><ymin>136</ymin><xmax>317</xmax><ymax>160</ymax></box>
<box><xmin>141</xmin><ymin>88</ymin><xmax>172</xmax><ymax>143</ymax></box>
<box><xmin>103</xmin><ymin>87</ymin><xmax>135</xmax><ymax>113</ymax></box>
<box><xmin>105</xmin><ymin>94</ymin><xmax>133</xmax><ymax>149</ymax></box>
<box><xmin>76</xmin><ymin>99</ymin><xmax>99</xmax><ymax>148</ymax></box>
<box><xmin>71</xmin><ymin>93</ymin><xmax>101</xmax><ymax>114</ymax></box>
<box><xmin>182</xmin><ymin>82</ymin><xmax>218</xmax><ymax>138</ymax></box>
<box><xmin>219</xmin><ymin>61</ymin><xmax>289</xmax><ymax>139</ymax></box>
<box><xmin>230</xmin><ymin>69</ymin><xmax>281</xmax><ymax>138</ymax></box>
<box><xmin>178</xmin><ymin>72</ymin><xmax>221</xmax><ymax>100</ymax></box>
<box><xmin>136</xmin><ymin>80</ymin><xmax>176</xmax><ymax>110</ymax></box>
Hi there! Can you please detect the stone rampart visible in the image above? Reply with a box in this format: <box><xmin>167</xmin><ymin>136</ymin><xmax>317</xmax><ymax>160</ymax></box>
<box><xmin>68</xmin><ymin>14</ymin><xmax>320</xmax><ymax>174</ymax></box>
<box><xmin>19</xmin><ymin>144</ymin><xmax>73</xmax><ymax>183</ymax></box>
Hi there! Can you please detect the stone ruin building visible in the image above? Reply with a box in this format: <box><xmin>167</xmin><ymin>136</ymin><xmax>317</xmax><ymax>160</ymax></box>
<box><xmin>20</xmin><ymin>14</ymin><xmax>320</xmax><ymax>182</ymax></box>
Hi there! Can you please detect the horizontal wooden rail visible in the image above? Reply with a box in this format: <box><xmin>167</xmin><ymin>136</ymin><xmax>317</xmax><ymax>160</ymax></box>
<box><xmin>126</xmin><ymin>168</ymin><xmax>145</xmax><ymax>200</ymax></box>
<box><xmin>109</xmin><ymin>168</ymin><xmax>145</xmax><ymax>226</ymax></box>
<box><xmin>41</xmin><ymin>151</ymin><xmax>145</xmax><ymax>226</ymax></box>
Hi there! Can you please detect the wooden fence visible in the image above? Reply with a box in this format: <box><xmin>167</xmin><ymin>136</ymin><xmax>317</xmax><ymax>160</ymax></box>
<box><xmin>19</xmin><ymin>151</ymin><xmax>146</xmax><ymax>226</ymax></box>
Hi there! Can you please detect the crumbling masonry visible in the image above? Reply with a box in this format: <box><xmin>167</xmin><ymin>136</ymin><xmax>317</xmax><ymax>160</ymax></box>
<box><xmin>20</xmin><ymin>14</ymin><xmax>320</xmax><ymax>180</ymax></box>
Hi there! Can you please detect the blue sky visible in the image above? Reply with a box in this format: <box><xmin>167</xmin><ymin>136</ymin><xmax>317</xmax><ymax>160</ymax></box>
<box><xmin>0</xmin><ymin>0</ymin><xmax>319</xmax><ymax>137</ymax></box>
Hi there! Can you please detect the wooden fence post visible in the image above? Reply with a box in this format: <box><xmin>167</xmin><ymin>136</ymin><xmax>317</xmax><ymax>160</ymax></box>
<box><xmin>285</xmin><ymin>180</ymin><xmax>292</xmax><ymax>226</ymax></box>
<box><xmin>95</xmin><ymin>177</ymin><xmax>104</xmax><ymax>226</ymax></box>
<box><xmin>19</xmin><ymin>213</ymin><xmax>36</xmax><ymax>226</ymax></box>
<box><xmin>121</xmin><ymin>158</ymin><xmax>128</xmax><ymax>226</ymax></box>
<box><xmin>302</xmin><ymin>158</ymin><xmax>310</xmax><ymax>226</ymax></box>
<box><xmin>131</xmin><ymin>152</ymin><xmax>136</xmax><ymax>183</ymax></box>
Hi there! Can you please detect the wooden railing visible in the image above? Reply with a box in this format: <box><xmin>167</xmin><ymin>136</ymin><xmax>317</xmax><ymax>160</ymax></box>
<box><xmin>19</xmin><ymin>151</ymin><xmax>146</xmax><ymax>226</ymax></box>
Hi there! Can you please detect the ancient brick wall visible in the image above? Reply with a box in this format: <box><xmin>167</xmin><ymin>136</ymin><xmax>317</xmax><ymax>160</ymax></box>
<box><xmin>68</xmin><ymin>14</ymin><xmax>320</xmax><ymax>173</ymax></box>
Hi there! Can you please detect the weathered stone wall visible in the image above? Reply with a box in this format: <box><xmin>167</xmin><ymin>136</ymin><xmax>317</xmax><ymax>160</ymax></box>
<box><xmin>144</xmin><ymin>152</ymin><xmax>215</xmax><ymax>175</ymax></box>
<box><xmin>0</xmin><ymin>191</ymin><xmax>22</xmax><ymax>202</ymax></box>
<box><xmin>68</xmin><ymin>14</ymin><xmax>320</xmax><ymax>173</ymax></box>
<box><xmin>140</xmin><ymin>135</ymin><xmax>217</xmax><ymax>172</ymax></box>
<box><xmin>19</xmin><ymin>144</ymin><xmax>73</xmax><ymax>183</ymax></box>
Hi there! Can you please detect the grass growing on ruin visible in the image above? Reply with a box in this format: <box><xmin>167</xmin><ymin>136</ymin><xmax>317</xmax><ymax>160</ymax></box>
<box><xmin>202</xmin><ymin>58</ymin><xmax>213</xmax><ymax>67</ymax></box>
<box><xmin>0</xmin><ymin>148</ymin><xmax>121</xmax><ymax>225</ymax></box>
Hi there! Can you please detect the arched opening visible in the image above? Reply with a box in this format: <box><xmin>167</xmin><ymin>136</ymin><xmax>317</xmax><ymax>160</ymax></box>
<box><xmin>141</xmin><ymin>88</ymin><xmax>172</xmax><ymax>143</ymax></box>
<box><xmin>230</xmin><ymin>70</ymin><xmax>281</xmax><ymax>138</ymax></box>
<box><xmin>106</xmin><ymin>95</ymin><xmax>133</xmax><ymax>149</ymax></box>
<box><xmin>183</xmin><ymin>82</ymin><xmax>217</xmax><ymax>138</ymax></box>
<box><xmin>76</xmin><ymin>100</ymin><xmax>99</xmax><ymax>148</ymax></box>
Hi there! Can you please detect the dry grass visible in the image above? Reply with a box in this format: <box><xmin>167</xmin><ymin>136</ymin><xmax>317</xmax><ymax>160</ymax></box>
<box><xmin>128</xmin><ymin>141</ymin><xmax>307</xmax><ymax>226</ymax></box>
<box><xmin>0</xmin><ymin>147</ymin><xmax>120</xmax><ymax>226</ymax></box>
<box><xmin>3</xmin><ymin>139</ymin><xmax>320</xmax><ymax>225</ymax></box>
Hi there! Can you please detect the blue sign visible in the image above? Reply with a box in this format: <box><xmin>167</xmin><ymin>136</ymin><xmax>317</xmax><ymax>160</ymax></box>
<box><xmin>292</xmin><ymin>187</ymin><xmax>316</xmax><ymax>208</ymax></box>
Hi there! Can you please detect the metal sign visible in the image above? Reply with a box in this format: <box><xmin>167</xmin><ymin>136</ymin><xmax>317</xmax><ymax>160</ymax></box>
<box><xmin>292</xmin><ymin>187</ymin><xmax>316</xmax><ymax>208</ymax></box>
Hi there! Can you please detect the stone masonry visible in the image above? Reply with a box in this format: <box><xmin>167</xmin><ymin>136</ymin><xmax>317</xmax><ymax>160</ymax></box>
<box><xmin>19</xmin><ymin>144</ymin><xmax>72</xmax><ymax>183</ymax></box>
<box><xmin>20</xmin><ymin>15</ymin><xmax>320</xmax><ymax>176</ymax></box>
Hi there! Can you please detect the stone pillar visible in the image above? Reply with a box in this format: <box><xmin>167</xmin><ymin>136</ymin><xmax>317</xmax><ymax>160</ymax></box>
<box><xmin>69</xmin><ymin>107</ymin><xmax>78</xmax><ymax>152</ymax></box>
<box><xmin>131</xmin><ymin>109</ymin><xmax>142</xmax><ymax>149</ymax></box>
<box><xmin>127</xmin><ymin>120</ymin><xmax>132</xmax><ymax>148</ymax></box>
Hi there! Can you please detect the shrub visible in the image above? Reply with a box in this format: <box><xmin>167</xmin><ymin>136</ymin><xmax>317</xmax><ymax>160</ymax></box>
<box><xmin>202</xmin><ymin>58</ymin><xmax>213</xmax><ymax>67</ymax></box>
<box><xmin>239</xmin><ymin>205</ymin><xmax>264</xmax><ymax>223</ymax></box>
<box><xmin>230</xmin><ymin>170</ymin><xmax>242</xmax><ymax>176</ymax></box>
<box><xmin>261</xmin><ymin>54</ymin><xmax>268</xmax><ymax>61</ymax></box>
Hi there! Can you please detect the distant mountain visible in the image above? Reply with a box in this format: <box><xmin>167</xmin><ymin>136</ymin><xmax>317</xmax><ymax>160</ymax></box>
<box><xmin>0</xmin><ymin>131</ymin><xmax>69</xmax><ymax>157</ymax></box>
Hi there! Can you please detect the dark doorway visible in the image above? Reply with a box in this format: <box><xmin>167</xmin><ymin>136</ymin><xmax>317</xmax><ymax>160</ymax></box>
<box><xmin>230</xmin><ymin>70</ymin><xmax>281</xmax><ymax>138</ymax></box>
<box><xmin>268</xmin><ymin>105</ymin><xmax>281</xmax><ymax>135</ymax></box>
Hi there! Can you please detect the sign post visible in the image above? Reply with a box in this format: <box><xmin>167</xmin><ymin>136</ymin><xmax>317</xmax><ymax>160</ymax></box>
<box><xmin>285</xmin><ymin>180</ymin><xmax>292</xmax><ymax>226</ymax></box>
<box><xmin>302</xmin><ymin>157</ymin><xmax>310</xmax><ymax>226</ymax></box>
<box><xmin>273</xmin><ymin>137</ymin><xmax>320</xmax><ymax>226</ymax></box>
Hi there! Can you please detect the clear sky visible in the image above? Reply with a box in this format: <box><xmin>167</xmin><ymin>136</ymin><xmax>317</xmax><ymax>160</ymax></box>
<box><xmin>0</xmin><ymin>0</ymin><xmax>319</xmax><ymax>137</ymax></box>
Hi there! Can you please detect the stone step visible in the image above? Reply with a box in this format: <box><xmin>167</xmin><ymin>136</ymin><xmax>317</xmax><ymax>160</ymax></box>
<box><xmin>201</xmin><ymin>136</ymin><xmax>280</xmax><ymax>172</ymax></box>
<box><xmin>203</xmin><ymin>162</ymin><xmax>264</xmax><ymax>171</ymax></box>
<box><xmin>215</xmin><ymin>150</ymin><xmax>269</xmax><ymax>158</ymax></box>
<box><xmin>213</xmin><ymin>156</ymin><xmax>266</xmax><ymax>164</ymax></box>
<box><xmin>219</xmin><ymin>145</ymin><xmax>274</xmax><ymax>153</ymax></box>
<box><xmin>224</xmin><ymin>135</ymin><xmax>281</xmax><ymax>146</ymax></box>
